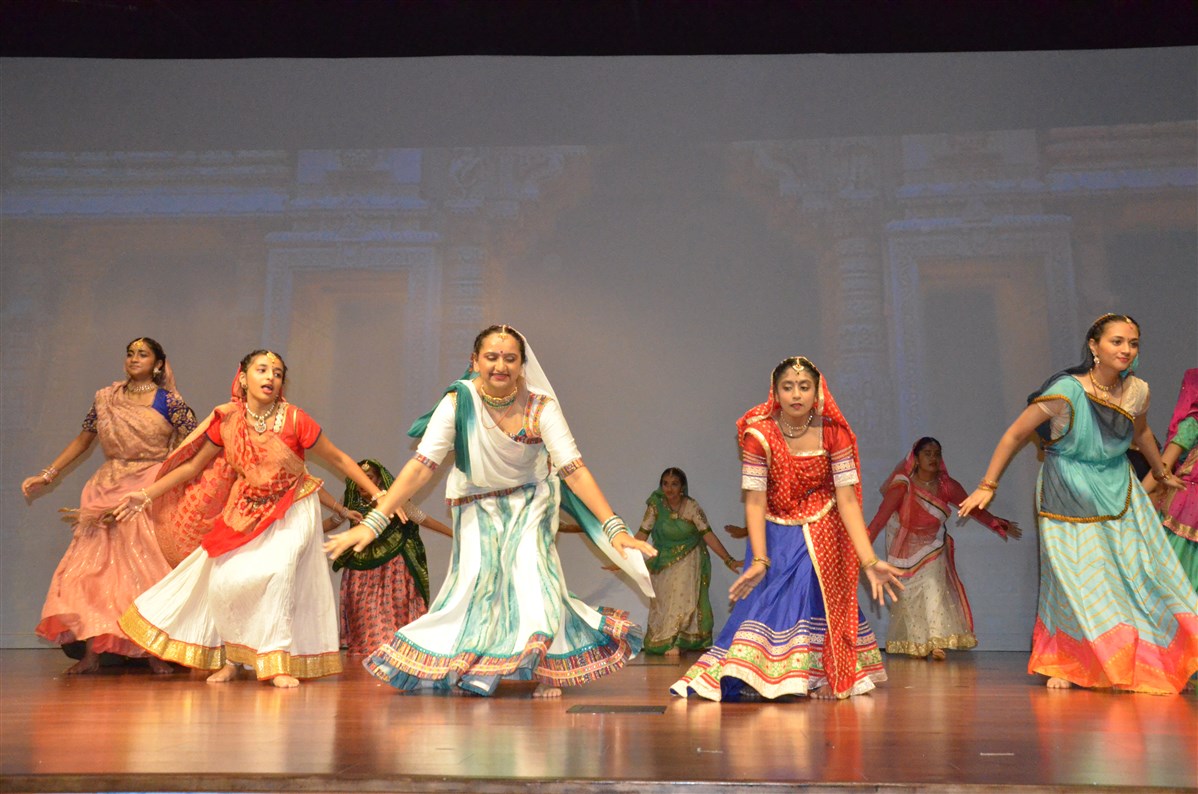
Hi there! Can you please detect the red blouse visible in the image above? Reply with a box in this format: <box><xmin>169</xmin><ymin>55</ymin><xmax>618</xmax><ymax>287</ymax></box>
<box><xmin>199</xmin><ymin>404</ymin><xmax>323</xmax><ymax>557</ymax></box>
<box><xmin>741</xmin><ymin>417</ymin><xmax>858</xmax><ymax>525</ymax></box>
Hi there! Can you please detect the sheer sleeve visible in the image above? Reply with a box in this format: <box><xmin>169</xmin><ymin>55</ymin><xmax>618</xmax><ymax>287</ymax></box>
<box><xmin>867</xmin><ymin>482</ymin><xmax>905</xmax><ymax>542</ymax></box>
<box><xmin>945</xmin><ymin>475</ymin><xmax>1008</xmax><ymax>537</ymax></box>
<box><xmin>414</xmin><ymin>394</ymin><xmax>457</xmax><ymax>469</ymax></box>
<box><xmin>741</xmin><ymin>432</ymin><xmax>768</xmax><ymax>492</ymax></box>
<box><xmin>537</xmin><ymin>398</ymin><xmax>582</xmax><ymax>473</ymax></box>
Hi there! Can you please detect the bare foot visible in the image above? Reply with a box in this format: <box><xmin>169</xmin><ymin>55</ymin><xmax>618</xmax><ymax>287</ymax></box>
<box><xmin>809</xmin><ymin>688</ymin><xmax>838</xmax><ymax>700</ymax></box>
<box><xmin>664</xmin><ymin>647</ymin><xmax>681</xmax><ymax>658</ymax></box>
<box><xmin>65</xmin><ymin>653</ymin><xmax>101</xmax><ymax>675</ymax></box>
<box><xmin>206</xmin><ymin>663</ymin><xmax>239</xmax><ymax>684</ymax></box>
<box><xmin>271</xmin><ymin>675</ymin><xmax>300</xmax><ymax>689</ymax></box>
<box><xmin>1046</xmin><ymin>677</ymin><xmax>1073</xmax><ymax>689</ymax></box>
<box><xmin>532</xmin><ymin>682</ymin><xmax>562</xmax><ymax>698</ymax></box>
<box><xmin>930</xmin><ymin>648</ymin><xmax>946</xmax><ymax>661</ymax></box>
<box><xmin>147</xmin><ymin>657</ymin><xmax>176</xmax><ymax>675</ymax></box>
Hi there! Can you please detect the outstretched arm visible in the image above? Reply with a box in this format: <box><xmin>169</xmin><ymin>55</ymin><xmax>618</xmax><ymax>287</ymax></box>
<box><xmin>866</xmin><ymin>483</ymin><xmax>905</xmax><ymax>543</ymax></box>
<box><xmin>563</xmin><ymin>465</ymin><xmax>656</xmax><ymax>560</ymax></box>
<box><xmin>309</xmin><ymin>435</ymin><xmax>381</xmax><ymax>500</ymax></box>
<box><xmin>112</xmin><ymin>438</ymin><xmax>221</xmax><ymax>520</ymax></box>
<box><xmin>21</xmin><ymin>430</ymin><xmax>98</xmax><ymax>498</ymax></box>
<box><xmin>958</xmin><ymin>402</ymin><xmax>1050</xmax><ymax>517</ymax></box>
<box><xmin>944</xmin><ymin>478</ymin><xmax>1020</xmax><ymax>540</ymax></box>
<box><xmin>418</xmin><ymin>513</ymin><xmax>453</xmax><ymax>538</ymax></box>
<box><xmin>324</xmin><ymin>457</ymin><xmax>437</xmax><ymax>559</ymax></box>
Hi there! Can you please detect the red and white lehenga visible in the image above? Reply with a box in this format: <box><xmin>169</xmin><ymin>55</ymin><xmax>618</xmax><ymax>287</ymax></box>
<box><xmin>37</xmin><ymin>380</ymin><xmax>196</xmax><ymax>657</ymax></box>
<box><xmin>671</xmin><ymin>369</ymin><xmax>886</xmax><ymax>700</ymax></box>
<box><xmin>867</xmin><ymin>451</ymin><xmax>1015</xmax><ymax>657</ymax></box>
<box><xmin>119</xmin><ymin>400</ymin><xmax>341</xmax><ymax>680</ymax></box>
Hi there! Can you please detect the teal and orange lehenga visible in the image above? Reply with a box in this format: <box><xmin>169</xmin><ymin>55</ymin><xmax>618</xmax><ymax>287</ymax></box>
<box><xmin>1030</xmin><ymin>374</ymin><xmax>1198</xmax><ymax>693</ymax></box>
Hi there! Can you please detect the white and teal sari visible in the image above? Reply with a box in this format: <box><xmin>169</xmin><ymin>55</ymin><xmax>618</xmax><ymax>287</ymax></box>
<box><xmin>365</xmin><ymin>347</ymin><xmax>651</xmax><ymax>696</ymax></box>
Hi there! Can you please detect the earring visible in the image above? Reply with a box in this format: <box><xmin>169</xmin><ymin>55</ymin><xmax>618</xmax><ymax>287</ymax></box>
<box><xmin>1092</xmin><ymin>352</ymin><xmax>1099</xmax><ymax>367</ymax></box>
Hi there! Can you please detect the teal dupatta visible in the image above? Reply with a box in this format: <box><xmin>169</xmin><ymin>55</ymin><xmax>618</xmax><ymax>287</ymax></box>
<box><xmin>407</xmin><ymin>373</ymin><xmax>621</xmax><ymax>559</ymax></box>
<box><xmin>1035</xmin><ymin>375</ymin><xmax>1136</xmax><ymax>522</ymax></box>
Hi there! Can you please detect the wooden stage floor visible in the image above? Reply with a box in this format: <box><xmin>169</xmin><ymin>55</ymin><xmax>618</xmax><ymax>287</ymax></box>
<box><xmin>1</xmin><ymin>649</ymin><xmax>1195</xmax><ymax>794</ymax></box>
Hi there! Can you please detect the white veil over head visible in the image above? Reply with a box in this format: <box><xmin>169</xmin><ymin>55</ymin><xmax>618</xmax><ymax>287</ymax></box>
<box><xmin>507</xmin><ymin>326</ymin><xmax>556</xmax><ymax>403</ymax></box>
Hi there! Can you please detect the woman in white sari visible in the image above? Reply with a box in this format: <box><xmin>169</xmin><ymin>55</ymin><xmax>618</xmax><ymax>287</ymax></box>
<box><xmin>325</xmin><ymin>325</ymin><xmax>656</xmax><ymax>697</ymax></box>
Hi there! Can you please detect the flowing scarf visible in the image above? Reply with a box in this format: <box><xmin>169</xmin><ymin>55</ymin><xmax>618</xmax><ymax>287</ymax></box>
<box><xmin>152</xmin><ymin>370</ymin><xmax>319</xmax><ymax>564</ymax></box>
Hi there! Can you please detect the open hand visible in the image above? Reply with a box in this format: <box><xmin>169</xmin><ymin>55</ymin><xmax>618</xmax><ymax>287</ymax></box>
<box><xmin>112</xmin><ymin>490</ymin><xmax>151</xmax><ymax>522</ymax></box>
<box><xmin>957</xmin><ymin>488</ymin><xmax>994</xmax><ymax>518</ymax></box>
<box><xmin>612</xmin><ymin>531</ymin><xmax>657</xmax><ymax>559</ymax></box>
<box><xmin>864</xmin><ymin>560</ymin><xmax>904</xmax><ymax>605</ymax></box>
<box><xmin>729</xmin><ymin>561</ymin><xmax>767</xmax><ymax>602</ymax></box>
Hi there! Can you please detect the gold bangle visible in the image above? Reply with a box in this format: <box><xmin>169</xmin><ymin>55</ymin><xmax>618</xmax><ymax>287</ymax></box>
<box><xmin>752</xmin><ymin>555</ymin><xmax>771</xmax><ymax>569</ymax></box>
<box><xmin>978</xmin><ymin>478</ymin><xmax>999</xmax><ymax>492</ymax></box>
<box><xmin>861</xmin><ymin>556</ymin><xmax>880</xmax><ymax>570</ymax></box>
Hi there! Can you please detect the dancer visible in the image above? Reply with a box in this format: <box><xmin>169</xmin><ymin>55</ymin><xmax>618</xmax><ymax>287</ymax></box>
<box><xmin>671</xmin><ymin>357</ymin><xmax>902</xmax><ymax>701</ymax></box>
<box><xmin>116</xmin><ymin>350</ymin><xmax>380</xmax><ymax>688</ymax></box>
<box><xmin>331</xmin><ymin>459</ymin><xmax>452</xmax><ymax>655</ymax></box>
<box><xmin>867</xmin><ymin>437</ymin><xmax>1020</xmax><ymax>660</ymax></box>
<box><xmin>1143</xmin><ymin>368</ymin><xmax>1198</xmax><ymax>591</ymax></box>
<box><xmin>324</xmin><ymin>324</ymin><xmax>656</xmax><ymax>698</ymax></box>
<box><xmin>959</xmin><ymin>314</ymin><xmax>1198</xmax><ymax>693</ymax></box>
<box><xmin>21</xmin><ymin>337</ymin><xmax>196</xmax><ymax>674</ymax></box>
<box><xmin>636</xmin><ymin>467</ymin><xmax>741</xmax><ymax>656</ymax></box>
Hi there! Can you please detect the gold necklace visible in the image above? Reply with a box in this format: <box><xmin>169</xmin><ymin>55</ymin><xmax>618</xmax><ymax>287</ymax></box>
<box><xmin>1088</xmin><ymin>369</ymin><xmax>1122</xmax><ymax>405</ymax></box>
<box><xmin>777</xmin><ymin>410</ymin><xmax>814</xmax><ymax>438</ymax></box>
<box><xmin>126</xmin><ymin>381</ymin><xmax>156</xmax><ymax>394</ymax></box>
<box><xmin>479</xmin><ymin>384</ymin><xmax>518</xmax><ymax>408</ymax></box>
<box><xmin>479</xmin><ymin>390</ymin><xmax>521</xmax><ymax>431</ymax></box>
<box><xmin>245</xmin><ymin>401</ymin><xmax>278</xmax><ymax>433</ymax></box>
<box><xmin>665</xmin><ymin>495</ymin><xmax>685</xmax><ymax>519</ymax></box>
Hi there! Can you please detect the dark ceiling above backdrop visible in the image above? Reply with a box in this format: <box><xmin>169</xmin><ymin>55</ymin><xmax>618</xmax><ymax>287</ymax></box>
<box><xmin>2</xmin><ymin>0</ymin><xmax>1196</xmax><ymax>58</ymax></box>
